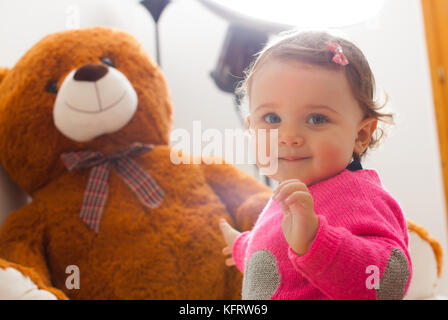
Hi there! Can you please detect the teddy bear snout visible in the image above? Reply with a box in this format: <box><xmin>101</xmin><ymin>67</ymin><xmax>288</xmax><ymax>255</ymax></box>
<box><xmin>52</xmin><ymin>64</ymin><xmax>138</xmax><ymax>143</ymax></box>
<box><xmin>73</xmin><ymin>63</ymin><xmax>108</xmax><ymax>82</ymax></box>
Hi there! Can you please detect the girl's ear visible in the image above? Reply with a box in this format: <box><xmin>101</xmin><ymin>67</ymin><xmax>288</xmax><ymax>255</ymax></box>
<box><xmin>0</xmin><ymin>67</ymin><xmax>9</xmax><ymax>85</ymax></box>
<box><xmin>244</xmin><ymin>116</ymin><xmax>251</xmax><ymax>131</ymax></box>
<box><xmin>354</xmin><ymin>117</ymin><xmax>378</xmax><ymax>154</ymax></box>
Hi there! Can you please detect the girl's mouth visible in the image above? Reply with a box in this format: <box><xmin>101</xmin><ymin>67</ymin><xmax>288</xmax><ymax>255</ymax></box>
<box><xmin>280</xmin><ymin>156</ymin><xmax>311</xmax><ymax>161</ymax></box>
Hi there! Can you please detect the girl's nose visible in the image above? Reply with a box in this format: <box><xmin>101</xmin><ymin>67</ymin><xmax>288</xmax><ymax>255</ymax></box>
<box><xmin>279</xmin><ymin>134</ymin><xmax>305</xmax><ymax>146</ymax></box>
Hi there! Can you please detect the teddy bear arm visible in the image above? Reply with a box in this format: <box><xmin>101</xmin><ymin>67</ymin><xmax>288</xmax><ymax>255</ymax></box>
<box><xmin>202</xmin><ymin>162</ymin><xmax>272</xmax><ymax>231</ymax></box>
<box><xmin>0</xmin><ymin>204</ymin><xmax>68</xmax><ymax>299</ymax></box>
<box><xmin>234</xmin><ymin>192</ymin><xmax>272</xmax><ymax>231</ymax></box>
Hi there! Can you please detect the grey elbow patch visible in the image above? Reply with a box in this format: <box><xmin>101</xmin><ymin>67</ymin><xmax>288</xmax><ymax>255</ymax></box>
<box><xmin>242</xmin><ymin>249</ymin><xmax>281</xmax><ymax>300</ymax></box>
<box><xmin>376</xmin><ymin>248</ymin><xmax>410</xmax><ymax>300</ymax></box>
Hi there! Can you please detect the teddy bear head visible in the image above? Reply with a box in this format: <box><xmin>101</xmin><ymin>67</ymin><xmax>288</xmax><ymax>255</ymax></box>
<box><xmin>0</xmin><ymin>27</ymin><xmax>173</xmax><ymax>194</ymax></box>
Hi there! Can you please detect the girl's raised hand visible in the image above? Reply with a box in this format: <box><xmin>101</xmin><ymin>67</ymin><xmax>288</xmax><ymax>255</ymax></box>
<box><xmin>273</xmin><ymin>179</ymin><xmax>319</xmax><ymax>256</ymax></box>
<box><xmin>219</xmin><ymin>219</ymin><xmax>241</xmax><ymax>266</ymax></box>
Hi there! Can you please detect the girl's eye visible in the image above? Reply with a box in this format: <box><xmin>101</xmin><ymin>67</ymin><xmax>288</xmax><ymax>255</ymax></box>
<box><xmin>307</xmin><ymin>114</ymin><xmax>329</xmax><ymax>125</ymax></box>
<box><xmin>100</xmin><ymin>57</ymin><xmax>115</xmax><ymax>67</ymax></box>
<box><xmin>263</xmin><ymin>113</ymin><xmax>281</xmax><ymax>124</ymax></box>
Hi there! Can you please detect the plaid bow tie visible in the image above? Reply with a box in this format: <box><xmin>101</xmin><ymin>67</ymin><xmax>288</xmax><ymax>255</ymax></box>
<box><xmin>60</xmin><ymin>142</ymin><xmax>164</xmax><ymax>233</ymax></box>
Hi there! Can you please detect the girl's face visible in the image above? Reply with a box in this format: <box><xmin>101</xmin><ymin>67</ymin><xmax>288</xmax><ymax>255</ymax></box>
<box><xmin>247</xmin><ymin>59</ymin><xmax>376</xmax><ymax>186</ymax></box>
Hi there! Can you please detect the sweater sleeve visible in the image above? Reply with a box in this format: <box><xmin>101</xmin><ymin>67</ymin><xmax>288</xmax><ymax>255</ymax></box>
<box><xmin>288</xmin><ymin>213</ymin><xmax>412</xmax><ymax>300</ymax></box>
<box><xmin>232</xmin><ymin>231</ymin><xmax>251</xmax><ymax>273</ymax></box>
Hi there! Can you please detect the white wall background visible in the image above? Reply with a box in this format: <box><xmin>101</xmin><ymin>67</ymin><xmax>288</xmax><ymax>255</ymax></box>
<box><xmin>0</xmin><ymin>0</ymin><xmax>447</xmax><ymax>296</ymax></box>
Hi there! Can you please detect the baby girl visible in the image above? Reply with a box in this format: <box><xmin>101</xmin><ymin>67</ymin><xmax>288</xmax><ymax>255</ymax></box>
<box><xmin>219</xmin><ymin>30</ymin><xmax>412</xmax><ymax>300</ymax></box>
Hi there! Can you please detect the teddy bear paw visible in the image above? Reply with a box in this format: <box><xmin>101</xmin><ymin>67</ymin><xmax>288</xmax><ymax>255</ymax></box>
<box><xmin>0</xmin><ymin>267</ymin><xmax>57</xmax><ymax>300</ymax></box>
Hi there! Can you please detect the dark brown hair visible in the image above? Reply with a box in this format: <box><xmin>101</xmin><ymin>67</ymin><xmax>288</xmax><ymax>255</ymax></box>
<box><xmin>237</xmin><ymin>30</ymin><xmax>394</xmax><ymax>161</ymax></box>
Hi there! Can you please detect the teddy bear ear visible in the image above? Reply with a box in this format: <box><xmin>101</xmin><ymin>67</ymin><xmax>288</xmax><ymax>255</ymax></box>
<box><xmin>0</xmin><ymin>66</ymin><xmax>9</xmax><ymax>84</ymax></box>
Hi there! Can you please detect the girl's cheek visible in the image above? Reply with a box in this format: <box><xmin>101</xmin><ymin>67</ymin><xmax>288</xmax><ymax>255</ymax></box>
<box><xmin>253</xmin><ymin>128</ymin><xmax>278</xmax><ymax>163</ymax></box>
<box><xmin>252</xmin><ymin>121</ymin><xmax>269</xmax><ymax>129</ymax></box>
<box><xmin>253</xmin><ymin>129</ymin><xmax>270</xmax><ymax>156</ymax></box>
<box><xmin>317</xmin><ymin>136</ymin><xmax>350</xmax><ymax>164</ymax></box>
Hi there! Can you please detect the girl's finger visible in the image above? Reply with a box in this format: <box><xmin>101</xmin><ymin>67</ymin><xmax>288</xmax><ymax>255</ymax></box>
<box><xmin>284</xmin><ymin>191</ymin><xmax>308</xmax><ymax>206</ymax></box>
<box><xmin>280</xmin><ymin>202</ymin><xmax>291</xmax><ymax>217</ymax></box>
<box><xmin>273</xmin><ymin>179</ymin><xmax>299</xmax><ymax>198</ymax></box>
<box><xmin>225</xmin><ymin>258</ymin><xmax>235</xmax><ymax>266</ymax></box>
<box><xmin>222</xmin><ymin>247</ymin><xmax>232</xmax><ymax>255</ymax></box>
<box><xmin>285</xmin><ymin>191</ymin><xmax>313</xmax><ymax>210</ymax></box>
<box><xmin>274</xmin><ymin>181</ymin><xmax>308</xmax><ymax>202</ymax></box>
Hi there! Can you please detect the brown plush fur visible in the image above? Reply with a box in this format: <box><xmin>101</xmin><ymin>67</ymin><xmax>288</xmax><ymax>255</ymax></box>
<box><xmin>0</xmin><ymin>27</ymin><xmax>271</xmax><ymax>299</ymax></box>
<box><xmin>0</xmin><ymin>67</ymin><xmax>8</xmax><ymax>83</ymax></box>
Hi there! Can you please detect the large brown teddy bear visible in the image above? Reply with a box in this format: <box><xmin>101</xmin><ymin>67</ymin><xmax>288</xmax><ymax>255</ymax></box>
<box><xmin>0</xmin><ymin>27</ymin><xmax>271</xmax><ymax>299</ymax></box>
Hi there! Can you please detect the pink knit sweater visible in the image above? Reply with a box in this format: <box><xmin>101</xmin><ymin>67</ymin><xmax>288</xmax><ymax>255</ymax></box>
<box><xmin>232</xmin><ymin>168</ymin><xmax>412</xmax><ymax>300</ymax></box>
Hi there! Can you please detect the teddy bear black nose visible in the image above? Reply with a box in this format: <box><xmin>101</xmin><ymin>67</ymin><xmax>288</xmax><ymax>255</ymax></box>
<box><xmin>73</xmin><ymin>63</ymin><xmax>108</xmax><ymax>82</ymax></box>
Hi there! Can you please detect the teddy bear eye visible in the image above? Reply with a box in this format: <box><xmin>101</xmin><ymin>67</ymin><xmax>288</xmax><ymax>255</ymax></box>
<box><xmin>45</xmin><ymin>81</ymin><xmax>58</xmax><ymax>94</ymax></box>
<box><xmin>100</xmin><ymin>57</ymin><xmax>115</xmax><ymax>67</ymax></box>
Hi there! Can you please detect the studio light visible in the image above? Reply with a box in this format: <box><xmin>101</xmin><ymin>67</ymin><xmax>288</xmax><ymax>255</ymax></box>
<box><xmin>200</xmin><ymin>0</ymin><xmax>385</xmax><ymax>30</ymax></box>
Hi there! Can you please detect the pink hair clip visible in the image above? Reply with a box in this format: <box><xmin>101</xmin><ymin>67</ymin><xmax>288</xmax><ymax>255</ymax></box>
<box><xmin>325</xmin><ymin>41</ymin><xmax>349</xmax><ymax>66</ymax></box>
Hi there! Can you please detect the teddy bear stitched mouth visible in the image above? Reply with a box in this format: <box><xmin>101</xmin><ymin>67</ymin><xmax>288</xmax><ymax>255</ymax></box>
<box><xmin>64</xmin><ymin>90</ymin><xmax>127</xmax><ymax>114</ymax></box>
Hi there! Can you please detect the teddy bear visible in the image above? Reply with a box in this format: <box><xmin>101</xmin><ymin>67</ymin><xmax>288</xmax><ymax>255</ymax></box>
<box><xmin>0</xmin><ymin>27</ymin><xmax>272</xmax><ymax>299</ymax></box>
